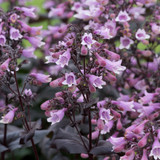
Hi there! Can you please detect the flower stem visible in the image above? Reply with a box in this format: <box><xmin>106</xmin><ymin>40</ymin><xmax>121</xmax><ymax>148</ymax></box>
<box><xmin>13</xmin><ymin>71</ymin><xmax>39</xmax><ymax>160</ymax></box>
<box><xmin>88</xmin><ymin>108</ymin><xmax>93</xmax><ymax>160</ymax></box>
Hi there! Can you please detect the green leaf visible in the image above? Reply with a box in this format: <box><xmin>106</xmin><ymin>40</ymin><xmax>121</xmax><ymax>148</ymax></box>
<box><xmin>137</xmin><ymin>42</ymin><xmax>147</xmax><ymax>50</ymax></box>
<box><xmin>155</xmin><ymin>45</ymin><xmax>160</xmax><ymax>54</ymax></box>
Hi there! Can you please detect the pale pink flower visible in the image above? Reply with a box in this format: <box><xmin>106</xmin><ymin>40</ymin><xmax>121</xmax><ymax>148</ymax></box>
<box><xmin>0</xmin><ymin>35</ymin><xmax>6</xmax><ymax>46</ymax></box>
<box><xmin>99</xmin><ymin>108</ymin><xmax>113</xmax><ymax>122</ymax></box>
<box><xmin>119</xmin><ymin>36</ymin><xmax>134</xmax><ymax>49</ymax></box>
<box><xmin>151</xmin><ymin>23</ymin><xmax>160</xmax><ymax>35</ymax></box>
<box><xmin>0</xmin><ymin>58</ymin><xmax>11</xmax><ymax>71</ymax></box>
<box><xmin>141</xmin><ymin>149</ymin><xmax>148</xmax><ymax>160</ymax></box>
<box><xmin>81</xmin><ymin>33</ymin><xmax>96</xmax><ymax>49</ymax></box>
<box><xmin>135</xmin><ymin>29</ymin><xmax>150</xmax><ymax>40</ymax></box>
<box><xmin>10</xmin><ymin>27</ymin><xmax>22</xmax><ymax>40</ymax></box>
<box><xmin>101</xmin><ymin>120</ymin><xmax>114</xmax><ymax>134</ymax></box>
<box><xmin>0</xmin><ymin>107</ymin><xmax>18</xmax><ymax>124</ymax></box>
<box><xmin>24</xmin><ymin>89</ymin><xmax>33</xmax><ymax>97</ymax></box>
<box><xmin>105</xmin><ymin>59</ymin><xmax>126</xmax><ymax>75</ymax></box>
<box><xmin>62</xmin><ymin>72</ymin><xmax>77</xmax><ymax>87</ymax></box>
<box><xmin>47</xmin><ymin>108</ymin><xmax>67</xmax><ymax>125</ymax></box>
<box><xmin>30</xmin><ymin>73</ymin><xmax>51</xmax><ymax>83</ymax></box>
<box><xmin>48</xmin><ymin>7</ymin><xmax>64</xmax><ymax>17</ymax></box>
<box><xmin>115</xmin><ymin>11</ymin><xmax>131</xmax><ymax>23</ymax></box>
<box><xmin>56</xmin><ymin>49</ymin><xmax>71</xmax><ymax>67</ymax></box>
<box><xmin>16</xmin><ymin>7</ymin><xmax>36</xmax><ymax>18</ymax></box>
<box><xmin>88</xmin><ymin>74</ymin><xmax>106</xmax><ymax>89</ymax></box>
<box><xmin>9</xmin><ymin>13</ymin><xmax>19</xmax><ymax>23</ymax></box>
<box><xmin>22</xmin><ymin>47</ymin><xmax>37</xmax><ymax>59</ymax></box>
<box><xmin>25</xmin><ymin>36</ymin><xmax>45</xmax><ymax>48</ymax></box>
<box><xmin>150</xmin><ymin>137</ymin><xmax>160</xmax><ymax>160</ymax></box>
<box><xmin>112</xmin><ymin>100</ymin><xmax>135</xmax><ymax>112</ymax></box>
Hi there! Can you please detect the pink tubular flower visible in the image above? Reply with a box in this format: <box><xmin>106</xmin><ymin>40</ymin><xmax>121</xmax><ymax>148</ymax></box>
<box><xmin>112</xmin><ymin>100</ymin><xmax>135</xmax><ymax>112</ymax></box>
<box><xmin>101</xmin><ymin>120</ymin><xmax>114</xmax><ymax>134</ymax></box>
<box><xmin>0</xmin><ymin>35</ymin><xmax>6</xmax><ymax>46</ymax></box>
<box><xmin>40</xmin><ymin>100</ymin><xmax>51</xmax><ymax>110</ymax></box>
<box><xmin>105</xmin><ymin>59</ymin><xmax>126</xmax><ymax>75</ymax></box>
<box><xmin>116</xmin><ymin>118</ymin><xmax>122</xmax><ymax>130</ymax></box>
<box><xmin>24</xmin><ymin>89</ymin><xmax>33</xmax><ymax>97</ymax></box>
<box><xmin>119</xmin><ymin>36</ymin><xmax>134</xmax><ymax>49</ymax></box>
<box><xmin>48</xmin><ymin>7</ymin><xmax>64</xmax><ymax>17</ymax></box>
<box><xmin>115</xmin><ymin>10</ymin><xmax>131</xmax><ymax>22</ymax></box>
<box><xmin>29</xmin><ymin>26</ymin><xmax>43</xmax><ymax>36</ymax></box>
<box><xmin>25</xmin><ymin>36</ymin><xmax>45</xmax><ymax>48</ymax></box>
<box><xmin>0</xmin><ymin>107</ymin><xmax>18</xmax><ymax>124</ymax></box>
<box><xmin>140</xmin><ymin>90</ymin><xmax>157</xmax><ymax>104</ymax></box>
<box><xmin>88</xmin><ymin>130</ymin><xmax>99</xmax><ymax>140</ymax></box>
<box><xmin>62</xmin><ymin>72</ymin><xmax>77</xmax><ymax>87</ymax></box>
<box><xmin>81</xmin><ymin>45</ymin><xmax>88</xmax><ymax>56</ymax></box>
<box><xmin>71</xmin><ymin>2</ymin><xmax>82</xmax><ymax>11</ymax></box>
<box><xmin>10</xmin><ymin>27</ymin><xmax>22</xmax><ymax>40</ymax></box>
<box><xmin>95</xmin><ymin>53</ymin><xmax>107</xmax><ymax>67</ymax></box>
<box><xmin>141</xmin><ymin>149</ymin><xmax>148</xmax><ymax>160</ymax></box>
<box><xmin>99</xmin><ymin>108</ymin><xmax>113</xmax><ymax>122</ymax></box>
<box><xmin>56</xmin><ymin>49</ymin><xmax>71</xmax><ymax>67</ymax></box>
<box><xmin>50</xmin><ymin>77</ymin><xmax>65</xmax><ymax>88</ymax></box>
<box><xmin>108</xmin><ymin>136</ymin><xmax>127</xmax><ymax>152</ymax></box>
<box><xmin>129</xmin><ymin>7</ymin><xmax>146</xmax><ymax>19</ymax></box>
<box><xmin>47</xmin><ymin>108</ymin><xmax>67</xmax><ymax>125</ymax></box>
<box><xmin>150</xmin><ymin>137</ymin><xmax>160</xmax><ymax>160</ymax></box>
<box><xmin>22</xmin><ymin>47</ymin><xmax>37</xmax><ymax>59</ymax></box>
<box><xmin>135</xmin><ymin>29</ymin><xmax>150</xmax><ymax>40</ymax></box>
<box><xmin>88</xmin><ymin>82</ymin><xmax>96</xmax><ymax>93</ymax></box>
<box><xmin>88</xmin><ymin>74</ymin><xmax>106</xmax><ymax>89</ymax></box>
<box><xmin>105</xmin><ymin>49</ymin><xmax>120</xmax><ymax>61</ymax></box>
<box><xmin>30</xmin><ymin>73</ymin><xmax>51</xmax><ymax>83</ymax></box>
<box><xmin>0</xmin><ymin>58</ymin><xmax>11</xmax><ymax>71</ymax></box>
<box><xmin>81</xmin><ymin>33</ymin><xmax>96</xmax><ymax>49</ymax></box>
<box><xmin>120</xmin><ymin>149</ymin><xmax>135</xmax><ymax>160</ymax></box>
<box><xmin>138</xmin><ymin>132</ymin><xmax>149</xmax><ymax>148</ymax></box>
<box><xmin>16</xmin><ymin>7</ymin><xmax>36</xmax><ymax>18</ymax></box>
<box><xmin>132</xmin><ymin>119</ymin><xmax>148</xmax><ymax>134</ymax></box>
<box><xmin>151</xmin><ymin>23</ymin><xmax>160</xmax><ymax>35</ymax></box>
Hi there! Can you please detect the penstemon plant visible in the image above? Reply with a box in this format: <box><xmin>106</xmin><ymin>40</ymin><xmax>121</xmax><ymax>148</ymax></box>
<box><xmin>0</xmin><ymin>0</ymin><xmax>160</xmax><ymax>160</ymax></box>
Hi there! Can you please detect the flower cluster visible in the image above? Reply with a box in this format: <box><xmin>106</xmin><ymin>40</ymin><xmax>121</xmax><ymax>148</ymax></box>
<box><xmin>0</xmin><ymin>0</ymin><xmax>159</xmax><ymax>159</ymax></box>
<box><xmin>40</xmin><ymin>0</ymin><xmax>160</xmax><ymax>159</ymax></box>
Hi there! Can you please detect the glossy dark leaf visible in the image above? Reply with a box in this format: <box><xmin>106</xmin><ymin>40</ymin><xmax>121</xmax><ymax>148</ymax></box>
<box><xmin>52</xmin><ymin>128</ymin><xmax>88</xmax><ymax>154</ymax></box>
<box><xmin>0</xmin><ymin>144</ymin><xmax>8</xmax><ymax>153</ymax></box>
<box><xmin>90</xmin><ymin>140</ymin><xmax>113</xmax><ymax>155</ymax></box>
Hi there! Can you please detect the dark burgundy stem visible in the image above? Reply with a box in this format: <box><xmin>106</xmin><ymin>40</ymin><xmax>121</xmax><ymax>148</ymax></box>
<box><xmin>13</xmin><ymin>71</ymin><xmax>39</xmax><ymax>160</ymax></box>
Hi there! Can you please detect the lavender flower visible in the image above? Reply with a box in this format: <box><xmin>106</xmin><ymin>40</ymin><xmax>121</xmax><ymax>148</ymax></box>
<box><xmin>119</xmin><ymin>36</ymin><xmax>134</xmax><ymax>49</ymax></box>
<box><xmin>47</xmin><ymin>108</ymin><xmax>67</xmax><ymax>125</ymax></box>
<box><xmin>62</xmin><ymin>72</ymin><xmax>77</xmax><ymax>87</ymax></box>
<box><xmin>0</xmin><ymin>35</ymin><xmax>6</xmax><ymax>46</ymax></box>
<box><xmin>135</xmin><ymin>29</ymin><xmax>150</xmax><ymax>40</ymax></box>
<box><xmin>10</xmin><ymin>27</ymin><xmax>22</xmax><ymax>40</ymax></box>
<box><xmin>115</xmin><ymin>11</ymin><xmax>131</xmax><ymax>23</ymax></box>
<box><xmin>0</xmin><ymin>107</ymin><xmax>18</xmax><ymax>124</ymax></box>
<box><xmin>81</xmin><ymin>33</ymin><xmax>96</xmax><ymax>49</ymax></box>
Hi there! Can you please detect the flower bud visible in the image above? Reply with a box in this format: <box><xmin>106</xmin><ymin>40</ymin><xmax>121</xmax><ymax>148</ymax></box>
<box><xmin>81</xmin><ymin>153</ymin><xmax>89</xmax><ymax>159</ymax></box>
<box><xmin>138</xmin><ymin>133</ymin><xmax>149</xmax><ymax>148</ymax></box>
<box><xmin>116</xmin><ymin>118</ymin><xmax>122</xmax><ymax>130</ymax></box>
<box><xmin>50</xmin><ymin>77</ymin><xmax>65</xmax><ymax>88</ymax></box>
<box><xmin>81</xmin><ymin>45</ymin><xmax>88</xmax><ymax>56</ymax></box>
